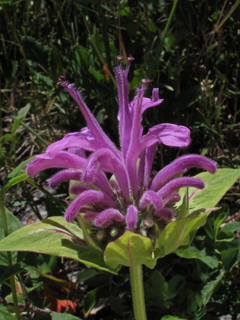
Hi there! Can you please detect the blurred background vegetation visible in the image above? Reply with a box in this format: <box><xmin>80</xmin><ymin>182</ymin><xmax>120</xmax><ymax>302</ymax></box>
<box><xmin>1</xmin><ymin>0</ymin><xmax>240</xmax><ymax>319</ymax></box>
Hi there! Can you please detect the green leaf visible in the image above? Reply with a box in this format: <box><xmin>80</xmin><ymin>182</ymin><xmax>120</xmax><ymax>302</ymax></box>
<box><xmin>167</xmin><ymin>275</ymin><xmax>185</xmax><ymax>299</ymax></box>
<box><xmin>1</xmin><ymin>158</ymin><xmax>32</xmax><ymax>196</ymax></box>
<box><xmin>145</xmin><ymin>270</ymin><xmax>167</xmax><ymax>302</ymax></box>
<box><xmin>21</xmin><ymin>36</ymin><xmax>49</xmax><ymax>69</ymax></box>
<box><xmin>221</xmin><ymin>222</ymin><xmax>240</xmax><ymax>233</ymax></box>
<box><xmin>204</xmin><ymin>219</ymin><xmax>215</xmax><ymax>240</ymax></box>
<box><xmin>11</xmin><ymin>104</ymin><xmax>31</xmax><ymax>134</ymax></box>
<box><xmin>177</xmin><ymin>187</ymin><xmax>189</xmax><ymax>218</ymax></box>
<box><xmin>0</xmin><ymin>133</ymin><xmax>13</xmax><ymax>143</ymax></box>
<box><xmin>83</xmin><ymin>288</ymin><xmax>98</xmax><ymax>317</ymax></box>
<box><xmin>78</xmin><ymin>46</ymin><xmax>90</xmax><ymax>67</ymax></box>
<box><xmin>89</xmin><ymin>34</ymin><xmax>105</xmax><ymax>55</ymax></box>
<box><xmin>217</xmin><ymin>230</ymin><xmax>235</xmax><ymax>242</ymax></box>
<box><xmin>120</xmin><ymin>6</ymin><xmax>131</xmax><ymax>16</ymax></box>
<box><xmin>178</xmin><ymin>169</ymin><xmax>240</xmax><ymax>213</ymax></box>
<box><xmin>199</xmin><ymin>256</ymin><xmax>219</xmax><ymax>269</ymax></box>
<box><xmin>175</xmin><ymin>247</ymin><xmax>206</xmax><ymax>259</ymax></box>
<box><xmin>0</xmin><ymin>207</ymin><xmax>21</xmax><ymax>265</ymax></box>
<box><xmin>201</xmin><ymin>271</ymin><xmax>224</xmax><ymax>305</ymax></box>
<box><xmin>1</xmin><ymin>174</ymin><xmax>27</xmax><ymax>196</ymax></box>
<box><xmin>187</xmin><ymin>289</ymin><xmax>198</xmax><ymax>314</ymax></box>
<box><xmin>0</xmin><ymin>217</ymin><xmax>116</xmax><ymax>274</ymax></box>
<box><xmin>15</xmin><ymin>103</ymin><xmax>31</xmax><ymax>120</ymax></box>
<box><xmin>0</xmin><ymin>307</ymin><xmax>16</xmax><ymax>320</ymax></box>
<box><xmin>176</xmin><ymin>247</ymin><xmax>218</xmax><ymax>268</ymax></box>
<box><xmin>155</xmin><ymin>210</ymin><xmax>210</xmax><ymax>258</ymax></box>
<box><xmin>77</xmin><ymin>269</ymin><xmax>98</xmax><ymax>282</ymax></box>
<box><xmin>221</xmin><ymin>248</ymin><xmax>239</xmax><ymax>272</ymax></box>
<box><xmin>88</xmin><ymin>66</ymin><xmax>104</xmax><ymax>81</ymax></box>
<box><xmin>7</xmin><ymin>158</ymin><xmax>32</xmax><ymax>181</ymax></box>
<box><xmin>214</xmin><ymin>211</ymin><xmax>227</xmax><ymax>238</ymax></box>
<box><xmin>110</xmin><ymin>297</ymin><xmax>129</xmax><ymax>315</ymax></box>
<box><xmin>0</xmin><ymin>264</ymin><xmax>23</xmax><ymax>284</ymax></box>
<box><xmin>37</xmin><ymin>254</ymin><xmax>57</xmax><ymax>273</ymax></box>
<box><xmin>104</xmin><ymin>230</ymin><xmax>156</xmax><ymax>270</ymax></box>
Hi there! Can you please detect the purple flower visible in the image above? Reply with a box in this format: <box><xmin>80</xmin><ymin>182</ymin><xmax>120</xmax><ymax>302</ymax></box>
<box><xmin>27</xmin><ymin>57</ymin><xmax>217</xmax><ymax>237</ymax></box>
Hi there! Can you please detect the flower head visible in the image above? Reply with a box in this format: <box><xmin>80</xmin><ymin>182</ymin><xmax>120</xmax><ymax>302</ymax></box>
<box><xmin>27</xmin><ymin>57</ymin><xmax>216</xmax><ymax>239</ymax></box>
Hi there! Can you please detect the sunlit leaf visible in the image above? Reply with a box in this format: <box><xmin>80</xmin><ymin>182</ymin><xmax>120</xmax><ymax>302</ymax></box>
<box><xmin>0</xmin><ymin>207</ymin><xmax>21</xmax><ymax>265</ymax></box>
<box><xmin>104</xmin><ymin>230</ymin><xmax>156</xmax><ymax>270</ymax></box>
<box><xmin>155</xmin><ymin>210</ymin><xmax>210</xmax><ymax>258</ymax></box>
<box><xmin>178</xmin><ymin>169</ymin><xmax>240</xmax><ymax>213</ymax></box>
<box><xmin>0</xmin><ymin>217</ymin><xmax>116</xmax><ymax>274</ymax></box>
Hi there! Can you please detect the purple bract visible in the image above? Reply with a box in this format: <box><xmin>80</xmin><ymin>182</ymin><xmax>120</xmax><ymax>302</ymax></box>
<box><xmin>27</xmin><ymin>57</ymin><xmax>216</xmax><ymax>236</ymax></box>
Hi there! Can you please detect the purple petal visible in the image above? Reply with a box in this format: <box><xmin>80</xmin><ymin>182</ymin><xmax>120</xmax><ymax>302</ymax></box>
<box><xmin>65</xmin><ymin>190</ymin><xmax>117</xmax><ymax>222</ymax></box>
<box><xmin>140</xmin><ymin>90</ymin><xmax>163</xmax><ymax>114</ymax></box>
<box><xmin>70</xmin><ymin>185</ymin><xmax>90</xmax><ymax>194</ymax></box>
<box><xmin>59</xmin><ymin>81</ymin><xmax>119</xmax><ymax>156</ymax></box>
<box><xmin>152</xmin><ymin>208</ymin><xmax>173</xmax><ymax>220</ymax></box>
<box><xmin>84</xmin><ymin>212</ymin><xmax>99</xmax><ymax>222</ymax></box>
<box><xmin>151</xmin><ymin>155</ymin><xmax>217</xmax><ymax>191</ymax></box>
<box><xmin>126</xmin><ymin>87</ymin><xmax>146</xmax><ymax>196</ymax></box>
<box><xmin>91</xmin><ymin>172</ymin><xmax>115</xmax><ymax>197</ymax></box>
<box><xmin>140</xmin><ymin>123</ymin><xmax>191</xmax><ymax>153</ymax></box>
<box><xmin>68</xmin><ymin>146</ymin><xmax>86</xmax><ymax>158</ymax></box>
<box><xmin>82</xmin><ymin>148</ymin><xmax>130</xmax><ymax>201</ymax></box>
<box><xmin>129</xmin><ymin>88</ymin><xmax>163</xmax><ymax>122</ymax></box>
<box><xmin>157</xmin><ymin>177</ymin><xmax>205</xmax><ymax>198</ymax></box>
<box><xmin>117</xmin><ymin>55</ymin><xmax>124</xmax><ymax>61</ymax></box>
<box><xmin>126</xmin><ymin>205</ymin><xmax>138</xmax><ymax>231</ymax></box>
<box><xmin>144</xmin><ymin>144</ymin><xmax>157</xmax><ymax>189</ymax></box>
<box><xmin>115</xmin><ymin>65</ymin><xmax>132</xmax><ymax>159</ymax></box>
<box><xmin>137</xmin><ymin>146</ymin><xmax>156</xmax><ymax>189</ymax></box>
<box><xmin>95</xmin><ymin>209</ymin><xmax>125</xmax><ymax>228</ymax></box>
<box><xmin>139</xmin><ymin>190</ymin><xmax>163</xmax><ymax>211</ymax></box>
<box><xmin>163</xmin><ymin>193</ymin><xmax>181</xmax><ymax>206</ymax></box>
<box><xmin>137</xmin><ymin>150</ymin><xmax>145</xmax><ymax>186</ymax></box>
<box><xmin>46</xmin><ymin>157</ymin><xmax>114</xmax><ymax>197</ymax></box>
<box><xmin>27</xmin><ymin>151</ymin><xmax>86</xmax><ymax>177</ymax></box>
<box><xmin>48</xmin><ymin>169</ymin><xmax>82</xmax><ymax>189</ymax></box>
<box><xmin>46</xmin><ymin>131</ymin><xmax>97</xmax><ymax>155</ymax></box>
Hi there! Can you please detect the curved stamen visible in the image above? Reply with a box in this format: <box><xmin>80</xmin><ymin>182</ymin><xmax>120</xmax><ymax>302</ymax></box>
<box><xmin>65</xmin><ymin>190</ymin><xmax>117</xmax><ymax>222</ymax></box>
<box><xmin>162</xmin><ymin>193</ymin><xmax>181</xmax><ymax>206</ymax></box>
<box><xmin>157</xmin><ymin>177</ymin><xmax>205</xmax><ymax>198</ymax></box>
<box><xmin>152</xmin><ymin>208</ymin><xmax>173</xmax><ymax>220</ymax></box>
<box><xmin>70</xmin><ymin>185</ymin><xmax>90</xmax><ymax>194</ymax></box>
<box><xmin>151</xmin><ymin>155</ymin><xmax>216</xmax><ymax>191</ymax></box>
<box><xmin>95</xmin><ymin>209</ymin><xmax>125</xmax><ymax>228</ymax></box>
<box><xmin>144</xmin><ymin>144</ymin><xmax>157</xmax><ymax>189</ymax></box>
<box><xmin>82</xmin><ymin>148</ymin><xmax>130</xmax><ymax>201</ymax></box>
<box><xmin>48</xmin><ymin>169</ymin><xmax>82</xmax><ymax>189</ymax></box>
<box><xmin>126</xmin><ymin>205</ymin><xmax>138</xmax><ymax>231</ymax></box>
<box><xmin>84</xmin><ymin>212</ymin><xmax>99</xmax><ymax>222</ymax></box>
<box><xmin>139</xmin><ymin>190</ymin><xmax>163</xmax><ymax>212</ymax></box>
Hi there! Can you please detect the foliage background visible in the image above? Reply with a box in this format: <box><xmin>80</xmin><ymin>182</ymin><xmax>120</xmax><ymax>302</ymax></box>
<box><xmin>0</xmin><ymin>0</ymin><xmax>240</xmax><ymax>319</ymax></box>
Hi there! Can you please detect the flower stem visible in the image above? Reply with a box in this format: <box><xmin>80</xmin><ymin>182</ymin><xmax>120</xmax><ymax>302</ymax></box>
<box><xmin>130</xmin><ymin>265</ymin><xmax>147</xmax><ymax>320</ymax></box>
<box><xmin>0</xmin><ymin>195</ymin><xmax>20</xmax><ymax>320</ymax></box>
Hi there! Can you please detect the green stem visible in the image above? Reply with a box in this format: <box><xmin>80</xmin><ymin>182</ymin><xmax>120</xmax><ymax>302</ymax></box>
<box><xmin>159</xmin><ymin>0</ymin><xmax>179</xmax><ymax>49</ymax></box>
<box><xmin>0</xmin><ymin>195</ymin><xmax>20</xmax><ymax>320</ymax></box>
<box><xmin>130</xmin><ymin>265</ymin><xmax>147</xmax><ymax>320</ymax></box>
